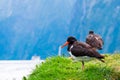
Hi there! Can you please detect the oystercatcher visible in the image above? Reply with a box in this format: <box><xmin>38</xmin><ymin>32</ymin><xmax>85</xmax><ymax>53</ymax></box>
<box><xmin>61</xmin><ymin>36</ymin><xmax>104</xmax><ymax>69</ymax></box>
<box><xmin>86</xmin><ymin>31</ymin><xmax>104</xmax><ymax>50</ymax></box>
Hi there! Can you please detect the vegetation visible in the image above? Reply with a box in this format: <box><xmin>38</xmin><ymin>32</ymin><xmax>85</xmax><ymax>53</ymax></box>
<box><xmin>24</xmin><ymin>53</ymin><xmax>120</xmax><ymax>80</ymax></box>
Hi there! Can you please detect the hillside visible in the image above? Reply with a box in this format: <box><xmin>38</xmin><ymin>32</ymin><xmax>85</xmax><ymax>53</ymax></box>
<box><xmin>25</xmin><ymin>54</ymin><xmax>120</xmax><ymax>80</ymax></box>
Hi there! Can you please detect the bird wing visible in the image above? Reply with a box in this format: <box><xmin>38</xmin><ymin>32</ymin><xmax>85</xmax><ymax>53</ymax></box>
<box><xmin>94</xmin><ymin>35</ymin><xmax>104</xmax><ymax>45</ymax></box>
<box><xmin>71</xmin><ymin>41</ymin><xmax>104</xmax><ymax>59</ymax></box>
<box><xmin>94</xmin><ymin>34</ymin><xmax>104</xmax><ymax>49</ymax></box>
<box><xmin>86</xmin><ymin>34</ymin><xmax>104</xmax><ymax>50</ymax></box>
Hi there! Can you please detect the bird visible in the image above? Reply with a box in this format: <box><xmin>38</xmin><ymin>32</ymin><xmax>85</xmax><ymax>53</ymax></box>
<box><xmin>61</xmin><ymin>36</ymin><xmax>105</xmax><ymax>70</ymax></box>
<box><xmin>86</xmin><ymin>31</ymin><xmax>104</xmax><ymax>50</ymax></box>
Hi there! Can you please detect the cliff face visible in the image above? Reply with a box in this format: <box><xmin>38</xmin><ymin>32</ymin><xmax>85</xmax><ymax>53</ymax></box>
<box><xmin>0</xmin><ymin>0</ymin><xmax>120</xmax><ymax>59</ymax></box>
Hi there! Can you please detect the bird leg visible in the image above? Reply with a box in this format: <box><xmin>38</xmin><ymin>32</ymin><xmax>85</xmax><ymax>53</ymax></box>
<box><xmin>82</xmin><ymin>61</ymin><xmax>84</xmax><ymax>70</ymax></box>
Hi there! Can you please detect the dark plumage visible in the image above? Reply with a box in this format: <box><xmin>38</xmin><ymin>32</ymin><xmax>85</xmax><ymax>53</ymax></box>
<box><xmin>86</xmin><ymin>31</ymin><xmax>104</xmax><ymax>50</ymax></box>
<box><xmin>61</xmin><ymin>36</ymin><xmax>105</xmax><ymax>69</ymax></box>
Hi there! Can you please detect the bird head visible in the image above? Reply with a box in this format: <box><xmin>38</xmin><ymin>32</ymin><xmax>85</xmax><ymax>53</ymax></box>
<box><xmin>61</xmin><ymin>36</ymin><xmax>77</xmax><ymax>48</ymax></box>
<box><xmin>89</xmin><ymin>30</ymin><xmax>94</xmax><ymax>34</ymax></box>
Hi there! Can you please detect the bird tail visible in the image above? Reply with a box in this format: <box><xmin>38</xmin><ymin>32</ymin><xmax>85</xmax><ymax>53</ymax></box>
<box><xmin>91</xmin><ymin>50</ymin><xmax>105</xmax><ymax>59</ymax></box>
<box><xmin>91</xmin><ymin>50</ymin><xmax>105</xmax><ymax>62</ymax></box>
<box><xmin>98</xmin><ymin>54</ymin><xmax>105</xmax><ymax>59</ymax></box>
<box><xmin>98</xmin><ymin>58</ymin><xmax>105</xmax><ymax>63</ymax></box>
<box><xmin>96</xmin><ymin>54</ymin><xmax>105</xmax><ymax>63</ymax></box>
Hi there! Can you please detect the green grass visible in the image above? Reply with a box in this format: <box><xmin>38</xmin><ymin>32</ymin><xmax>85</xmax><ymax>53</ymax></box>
<box><xmin>25</xmin><ymin>54</ymin><xmax>120</xmax><ymax>80</ymax></box>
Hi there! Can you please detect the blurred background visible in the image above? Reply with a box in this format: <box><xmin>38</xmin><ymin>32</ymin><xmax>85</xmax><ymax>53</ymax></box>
<box><xmin>0</xmin><ymin>0</ymin><xmax>120</xmax><ymax>60</ymax></box>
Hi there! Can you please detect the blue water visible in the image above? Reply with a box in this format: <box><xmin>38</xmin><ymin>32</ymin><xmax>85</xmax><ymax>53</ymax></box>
<box><xmin>0</xmin><ymin>0</ymin><xmax>120</xmax><ymax>60</ymax></box>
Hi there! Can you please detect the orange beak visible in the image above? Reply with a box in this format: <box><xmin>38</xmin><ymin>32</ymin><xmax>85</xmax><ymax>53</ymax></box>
<box><xmin>61</xmin><ymin>41</ymin><xmax>69</xmax><ymax>48</ymax></box>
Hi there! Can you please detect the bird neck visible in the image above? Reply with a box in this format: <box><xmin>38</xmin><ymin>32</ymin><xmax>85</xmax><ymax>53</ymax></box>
<box><xmin>67</xmin><ymin>42</ymin><xmax>74</xmax><ymax>51</ymax></box>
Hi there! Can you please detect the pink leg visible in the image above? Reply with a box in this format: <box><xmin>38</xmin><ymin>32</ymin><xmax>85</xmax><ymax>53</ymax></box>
<box><xmin>82</xmin><ymin>61</ymin><xmax>84</xmax><ymax>70</ymax></box>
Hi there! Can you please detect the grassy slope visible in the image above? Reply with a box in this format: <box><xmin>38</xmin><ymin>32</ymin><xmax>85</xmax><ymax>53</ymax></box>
<box><xmin>26</xmin><ymin>54</ymin><xmax>120</xmax><ymax>80</ymax></box>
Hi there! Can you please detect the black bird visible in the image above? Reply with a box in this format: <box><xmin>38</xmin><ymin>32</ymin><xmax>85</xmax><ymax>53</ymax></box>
<box><xmin>61</xmin><ymin>36</ymin><xmax>104</xmax><ymax>69</ymax></box>
<box><xmin>86</xmin><ymin>31</ymin><xmax>104</xmax><ymax>50</ymax></box>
